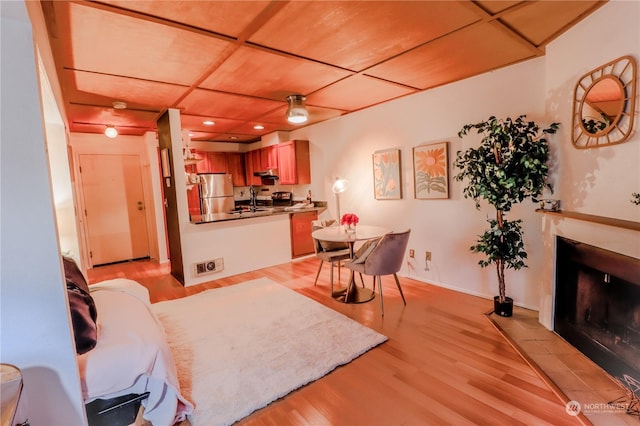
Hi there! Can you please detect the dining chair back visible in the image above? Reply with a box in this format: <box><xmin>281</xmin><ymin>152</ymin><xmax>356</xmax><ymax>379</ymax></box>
<box><xmin>312</xmin><ymin>221</ymin><xmax>351</xmax><ymax>295</ymax></box>
<box><xmin>345</xmin><ymin>229</ymin><xmax>410</xmax><ymax>316</ymax></box>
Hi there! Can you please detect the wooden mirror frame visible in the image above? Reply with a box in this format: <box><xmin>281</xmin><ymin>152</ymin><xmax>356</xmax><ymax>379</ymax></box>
<box><xmin>571</xmin><ymin>55</ymin><xmax>637</xmax><ymax>149</ymax></box>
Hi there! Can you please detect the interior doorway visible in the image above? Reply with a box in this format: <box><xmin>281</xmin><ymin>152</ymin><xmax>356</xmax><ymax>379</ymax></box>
<box><xmin>79</xmin><ymin>154</ymin><xmax>150</xmax><ymax>266</ymax></box>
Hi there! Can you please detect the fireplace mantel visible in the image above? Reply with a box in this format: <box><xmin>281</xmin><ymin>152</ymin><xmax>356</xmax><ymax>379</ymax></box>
<box><xmin>536</xmin><ymin>209</ymin><xmax>640</xmax><ymax>232</ymax></box>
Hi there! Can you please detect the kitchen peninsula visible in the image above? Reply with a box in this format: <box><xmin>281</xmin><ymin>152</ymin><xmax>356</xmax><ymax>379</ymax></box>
<box><xmin>159</xmin><ymin>111</ymin><xmax>325</xmax><ymax>286</ymax></box>
<box><xmin>190</xmin><ymin>204</ymin><xmax>325</xmax><ymax>224</ymax></box>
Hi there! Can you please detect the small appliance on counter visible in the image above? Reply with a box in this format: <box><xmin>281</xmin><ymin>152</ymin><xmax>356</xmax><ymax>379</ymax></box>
<box><xmin>272</xmin><ymin>191</ymin><xmax>293</xmax><ymax>208</ymax></box>
<box><xmin>198</xmin><ymin>173</ymin><xmax>235</xmax><ymax>215</ymax></box>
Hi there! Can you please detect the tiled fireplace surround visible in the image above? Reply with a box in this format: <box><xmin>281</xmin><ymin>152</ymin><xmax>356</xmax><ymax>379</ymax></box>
<box><xmin>493</xmin><ymin>212</ymin><xmax>640</xmax><ymax>425</ymax></box>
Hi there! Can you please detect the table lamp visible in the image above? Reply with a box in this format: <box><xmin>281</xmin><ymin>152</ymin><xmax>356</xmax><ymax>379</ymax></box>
<box><xmin>331</xmin><ymin>177</ymin><xmax>349</xmax><ymax>221</ymax></box>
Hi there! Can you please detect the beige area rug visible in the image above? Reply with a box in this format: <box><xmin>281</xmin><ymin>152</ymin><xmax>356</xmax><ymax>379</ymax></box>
<box><xmin>151</xmin><ymin>278</ymin><xmax>387</xmax><ymax>426</ymax></box>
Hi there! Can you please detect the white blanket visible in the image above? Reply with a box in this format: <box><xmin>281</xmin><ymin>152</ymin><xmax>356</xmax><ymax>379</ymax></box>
<box><xmin>80</xmin><ymin>279</ymin><xmax>193</xmax><ymax>425</ymax></box>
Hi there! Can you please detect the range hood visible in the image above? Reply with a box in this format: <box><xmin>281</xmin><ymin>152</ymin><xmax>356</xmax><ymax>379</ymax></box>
<box><xmin>253</xmin><ymin>168</ymin><xmax>279</xmax><ymax>180</ymax></box>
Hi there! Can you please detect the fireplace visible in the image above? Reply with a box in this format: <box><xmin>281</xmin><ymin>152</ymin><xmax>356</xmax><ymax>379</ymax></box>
<box><xmin>554</xmin><ymin>236</ymin><xmax>640</xmax><ymax>380</ymax></box>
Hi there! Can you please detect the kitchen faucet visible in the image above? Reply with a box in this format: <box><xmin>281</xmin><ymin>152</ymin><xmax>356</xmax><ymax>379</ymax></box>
<box><xmin>249</xmin><ymin>186</ymin><xmax>257</xmax><ymax>210</ymax></box>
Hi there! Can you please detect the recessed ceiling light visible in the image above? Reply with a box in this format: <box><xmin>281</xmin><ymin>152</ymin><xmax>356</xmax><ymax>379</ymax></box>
<box><xmin>112</xmin><ymin>101</ymin><xmax>127</xmax><ymax>109</ymax></box>
<box><xmin>104</xmin><ymin>125</ymin><xmax>118</xmax><ymax>138</ymax></box>
<box><xmin>203</xmin><ymin>120</ymin><xmax>215</xmax><ymax>126</ymax></box>
<box><xmin>229</xmin><ymin>136</ymin><xmax>238</xmax><ymax>140</ymax></box>
<box><xmin>254</xmin><ymin>124</ymin><xmax>264</xmax><ymax>130</ymax></box>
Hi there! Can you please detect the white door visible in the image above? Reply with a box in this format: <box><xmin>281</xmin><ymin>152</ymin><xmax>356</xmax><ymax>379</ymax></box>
<box><xmin>80</xmin><ymin>154</ymin><xmax>150</xmax><ymax>266</ymax></box>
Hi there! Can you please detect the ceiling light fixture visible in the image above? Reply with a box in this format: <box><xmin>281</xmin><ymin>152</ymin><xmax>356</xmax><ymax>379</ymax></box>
<box><xmin>112</xmin><ymin>101</ymin><xmax>127</xmax><ymax>110</ymax></box>
<box><xmin>203</xmin><ymin>120</ymin><xmax>215</xmax><ymax>126</ymax></box>
<box><xmin>104</xmin><ymin>125</ymin><xmax>118</xmax><ymax>138</ymax></box>
<box><xmin>254</xmin><ymin>124</ymin><xmax>265</xmax><ymax>130</ymax></box>
<box><xmin>286</xmin><ymin>94</ymin><xmax>309</xmax><ymax>124</ymax></box>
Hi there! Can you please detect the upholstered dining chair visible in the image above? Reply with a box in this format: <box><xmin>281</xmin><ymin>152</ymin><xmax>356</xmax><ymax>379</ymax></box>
<box><xmin>312</xmin><ymin>221</ymin><xmax>351</xmax><ymax>295</ymax></box>
<box><xmin>344</xmin><ymin>229</ymin><xmax>411</xmax><ymax>316</ymax></box>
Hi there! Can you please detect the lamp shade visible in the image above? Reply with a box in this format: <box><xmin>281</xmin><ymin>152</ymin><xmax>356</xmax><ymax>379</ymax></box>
<box><xmin>332</xmin><ymin>178</ymin><xmax>349</xmax><ymax>194</ymax></box>
<box><xmin>286</xmin><ymin>95</ymin><xmax>308</xmax><ymax>124</ymax></box>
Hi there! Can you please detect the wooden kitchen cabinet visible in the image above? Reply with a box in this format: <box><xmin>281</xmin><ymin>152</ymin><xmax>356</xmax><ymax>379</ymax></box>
<box><xmin>290</xmin><ymin>210</ymin><xmax>318</xmax><ymax>258</ymax></box>
<box><xmin>193</xmin><ymin>152</ymin><xmax>245</xmax><ymax>185</ymax></box>
<box><xmin>245</xmin><ymin>150</ymin><xmax>262</xmax><ymax>185</ymax></box>
<box><xmin>227</xmin><ymin>152</ymin><xmax>245</xmax><ymax>186</ymax></box>
<box><xmin>207</xmin><ymin>152</ymin><xmax>228</xmax><ymax>172</ymax></box>
<box><xmin>260</xmin><ymin>145</ymin><xmax>278</xmax><ymax>170</ymax></box>
<box><xmin>187</xmin><ymin>186</ymin><xmax>200</xmax><ymax>216</ymax></box>
<box><xmin>278</xmin><ymin>140</ymin><xmax>310</xmax><ymax>185</ymax></box>
<box><xmin>194</xmin><ymin>151</ymin><xmax>227</xmax><ymax>173</ymax></box>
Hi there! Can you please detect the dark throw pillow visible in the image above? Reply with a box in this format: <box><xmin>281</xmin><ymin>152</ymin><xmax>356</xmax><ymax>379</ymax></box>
<box><xmin>63</xmin><ymin>256</ymin><xmax>98</xmax><ymax>354</ymax></box>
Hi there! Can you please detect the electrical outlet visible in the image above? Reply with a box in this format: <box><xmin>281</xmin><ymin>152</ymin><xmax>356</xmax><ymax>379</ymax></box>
<box><xmin>409</xmin><ymin>249</ymin><xmax>415</xmax><ymax>258</ymax></box>
<box><xmin>194</xmin><ymin>257</ymin><xmax>224</xmax><ymax>276</ymax></box>
<box><xmin>425</xmin><ymin>251</ymin><xmax>432</xmax><ymax>261</ymax></box>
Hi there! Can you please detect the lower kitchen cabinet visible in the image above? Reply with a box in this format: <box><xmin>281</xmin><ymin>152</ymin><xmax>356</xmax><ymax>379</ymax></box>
<box><xmin>290</xmin><ymin>210</ymin><xmax>318</xmax><ymax>258</ymax></box>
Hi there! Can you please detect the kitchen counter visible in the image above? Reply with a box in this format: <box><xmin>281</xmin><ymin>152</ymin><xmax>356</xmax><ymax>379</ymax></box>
<box><xmin>190</xmin><ymin>204</ymin><xmax>325</xmax><ymax>224</ymax></box>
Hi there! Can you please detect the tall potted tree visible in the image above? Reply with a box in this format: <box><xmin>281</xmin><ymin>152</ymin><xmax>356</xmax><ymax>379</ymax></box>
<box><xmin>454</xmin><ymin>115</ymin><xmax>559</xmax><ymax>317</ymax></box>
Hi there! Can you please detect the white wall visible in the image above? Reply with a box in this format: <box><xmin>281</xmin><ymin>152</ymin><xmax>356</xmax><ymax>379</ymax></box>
<box><xmin>181</xmin><ymin>215</ymin><xmax>293</xmax><ymax>285</ymax></box>
<box><xmin>288</xmin><ymin>55</ymin><xmax>548</xmax><ymax>309</ymax></box>
<box><xmin>546</xmin><ymin>0</ymin><xmax>640</xmax><ymax>222</ymax></box>
<box><xmin>1</xmin><ymin>2</ymin><xmax>85</xmax><ymax>424</ymax></box>
<box><xmin>538</xmin><ymin>0</ymin><xmax>640</xmax><ymax>328</ymax></box>
<box><xmin>38</xmin><ymin>44</ymin><xmax>81</xmax><ymax>263</ymax></box>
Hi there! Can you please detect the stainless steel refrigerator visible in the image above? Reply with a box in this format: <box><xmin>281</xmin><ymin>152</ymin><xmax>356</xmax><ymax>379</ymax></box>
<box><xmin>198</xmin><ymin>173</ymin><xmax>235</xmax><ymax>215</ymax></box>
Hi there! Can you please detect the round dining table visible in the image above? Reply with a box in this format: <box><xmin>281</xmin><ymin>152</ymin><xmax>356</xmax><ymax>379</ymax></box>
<box><xmin>311</xmin><ymin>224</ymin><xmax>390</xmax><ymax>304</ymax></box>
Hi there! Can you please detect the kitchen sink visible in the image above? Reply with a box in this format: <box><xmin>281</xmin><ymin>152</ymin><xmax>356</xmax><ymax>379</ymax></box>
<box><xmin>228</xmin><ymin>207</ymin><xmax>273</xmax><ymax>215</ymax></box>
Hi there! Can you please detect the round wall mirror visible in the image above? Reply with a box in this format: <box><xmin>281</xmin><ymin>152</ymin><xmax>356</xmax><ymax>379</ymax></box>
<box><xmin>580</xmin><ymin>76</ymin><xmax>624</xmax><ymax>135</ymax></box>
<box><xmin>572</xmin><ymin>55</ymin><xmax>637</xmax><ymax>149</ymax></box>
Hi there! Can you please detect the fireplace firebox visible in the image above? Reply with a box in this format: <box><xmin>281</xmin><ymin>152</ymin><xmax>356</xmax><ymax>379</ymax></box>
<box><xmin>554</xmin><ymin>236</ymin><xmax>640</xmax><ymax>381</ymax></box>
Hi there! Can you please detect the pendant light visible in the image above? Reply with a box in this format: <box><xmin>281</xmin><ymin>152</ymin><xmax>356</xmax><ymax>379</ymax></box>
<box><xmin>286</xmin><ymin>95</ymin><xmax>309</xmax><ymax>124</ymax></box>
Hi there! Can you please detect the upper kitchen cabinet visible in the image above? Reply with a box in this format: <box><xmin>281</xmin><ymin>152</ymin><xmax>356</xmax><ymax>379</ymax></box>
<box><xmin>195</xmin><ymin>151</ymin><xmax>246</xmax><ymax>186</ymax></box>
<box><xmin>260</xmin><ymin>145</ymin><xmax>278</xmax><ymax>170</ymax></box>
<box><xmin>245</xmin><ymin>149</ymin><xmax>262</xmax><ymax>186</ymax></box>
<box><xmin>227</xmin><ymin>153</ymin><xmax>246</xmax><ymax>187</ymax></box>
<box><xmin>195</xmin><ymin>151</ymin><xmax>228</xmax><ymax>173</ymax></box>
<box><xmin>278</xmin><ymin>140</ymin><xmax>310</xmax><ymax>185</ymax></box>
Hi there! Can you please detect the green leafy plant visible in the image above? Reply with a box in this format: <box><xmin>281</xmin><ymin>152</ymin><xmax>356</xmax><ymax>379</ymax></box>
<box><xmin>632</xmin><ymin>193</ymin><xmax>640</xmax><ymax>205</ymax></box>
<box><xmin>581</xmin><ymin>117</ymin><xmax>608</xmax><ymax>134</ymax></box>
<box><xmin>454</xmin><ymin>115</ymin><xmax>559</xmax><ymax>303</ymax></box>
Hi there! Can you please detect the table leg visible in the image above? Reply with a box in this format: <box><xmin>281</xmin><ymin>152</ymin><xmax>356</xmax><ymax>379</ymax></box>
<box><xmin>331</xmin><ymin>242</ymin><xmax>375</xmax><ymax>304</ymax></box>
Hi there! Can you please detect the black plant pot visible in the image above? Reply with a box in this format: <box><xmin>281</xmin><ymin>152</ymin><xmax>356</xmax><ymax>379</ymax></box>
<box><xmin>493</xmin><ymin>296</ymin><xmax>513</xmax><ymax>317</ymax></box>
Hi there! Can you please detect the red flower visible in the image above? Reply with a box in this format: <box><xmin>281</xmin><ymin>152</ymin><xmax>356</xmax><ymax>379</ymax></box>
<box><xmin>340</xmin><ymin>213</ymin><xmax>359</xmax><ymax>226</ymax></box>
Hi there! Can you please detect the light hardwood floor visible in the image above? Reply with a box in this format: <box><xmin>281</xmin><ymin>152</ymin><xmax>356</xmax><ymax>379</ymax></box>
<box><xmin>87</xmin><ymin>258</ymin><xmax>590</xmax><ymax>426</ymax></box>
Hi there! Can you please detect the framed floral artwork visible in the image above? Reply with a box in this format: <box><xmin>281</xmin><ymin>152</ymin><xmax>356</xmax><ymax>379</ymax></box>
<box><xmin>372</xmin><ymin>148</ymin><xmax>402</xmax><ymax>200</ymax></box>
<box><xmin>413</xmin><ymin>141</ymin><xmax>449</xmax><ymax>199</ymax></box>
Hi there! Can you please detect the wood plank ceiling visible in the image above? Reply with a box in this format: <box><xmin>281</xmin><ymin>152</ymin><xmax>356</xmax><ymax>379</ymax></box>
<box><xmin>41</xmin><ymin>0</ymin><xmax>605</xmax><ymax>143</ymax></box>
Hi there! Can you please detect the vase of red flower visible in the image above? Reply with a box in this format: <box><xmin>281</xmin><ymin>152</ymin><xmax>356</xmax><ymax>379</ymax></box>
<box><xmin>341</xmin><ymin>213</ymin><xmax>359</xmax><ymax>234</ymax></box>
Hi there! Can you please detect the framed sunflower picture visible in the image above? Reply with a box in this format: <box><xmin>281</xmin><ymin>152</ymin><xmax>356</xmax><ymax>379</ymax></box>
<box><xmin>413</xmin><ymin>141</ymin><xmax>449</xmax><ymax>199</ymax></box>
<box><xmin>372</xmin><ymin>148</ymin><xmax>402</xmax><ymax>200</ymax></box>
